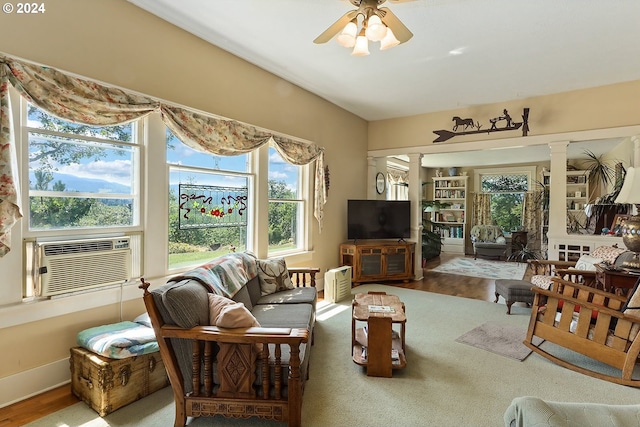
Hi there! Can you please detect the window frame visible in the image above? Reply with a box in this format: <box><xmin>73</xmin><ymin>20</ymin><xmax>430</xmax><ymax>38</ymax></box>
<box><xmin>266</xmin><ymin>144</ymin><xmax>309</xmax><ymax>257</ymax></box>
<box><xmin>20</xmin><ymin>99</ymin><xmax>144</xmax><ymax>240</ymax></box>
<box><xmin>474</xmin><ymin>165</ymin><xmax>536</xmax><ymax>230</ymax></box>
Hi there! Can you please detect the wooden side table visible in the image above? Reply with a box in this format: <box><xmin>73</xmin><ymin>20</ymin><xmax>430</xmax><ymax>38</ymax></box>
<box><xmin>595</xmin><ymin>264</ymin><xmax>639</xmax><ymax>296</ymax></box>
<box><xmin>352</xmin><ymin>291</ymin><xmax>406</xmax><ymax>377</ymax></box>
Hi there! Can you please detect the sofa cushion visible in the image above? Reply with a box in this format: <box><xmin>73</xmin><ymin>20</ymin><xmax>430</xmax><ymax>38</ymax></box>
<box><xmin>154</xmin><ymin>279</ymin><xmax>210</xmax><ymax>328</ymax></box>
<box><xmin>252</xmin><ymin>303</ymin><xmax>314</xmax><ymax>330</ymax></box>
<box><xmin>573</xmin><ymin>254</ymin><xmax>603</xmax><ymax>271</ymax></box>
<box><xmin>257</xmin><ymin>257</ymin><xmax>294</xmax><ymax>296</ymax></box>
<box><xmin>231</xmin><ymin>285</ymin><xmax>253</xmax><ymax>311</ymax></box>
<box><xmin>257</xmin><ymin>286</ymin><xmax>317</xmax><ymax>307</ymax></box>
<box><xmin>246</xmin><ymin>275</ymin><xmax>262</xmax><ymax>307</ymax></box>
<box><xmin>209</xmin><ymin>293</ymin><xmax>260</xmax><ymax>327</ymax></box>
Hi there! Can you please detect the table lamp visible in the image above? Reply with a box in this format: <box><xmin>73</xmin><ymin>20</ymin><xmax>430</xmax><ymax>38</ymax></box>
<box><xmin>614</xmin><ymin>167</ymin><xmax>640</xmax><ymax>270</ymax></box>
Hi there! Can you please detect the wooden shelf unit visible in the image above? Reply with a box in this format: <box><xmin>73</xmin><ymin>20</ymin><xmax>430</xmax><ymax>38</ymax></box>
<box><xmin>340</xmin><ymin>240</ymin><xmax>415</xmax><ymax>284</ymax></box>
<box><xmin>431</xmin><ymin>175</ymin><xmax>468</xmax><ymax>254</ymax></box>
<box><xmin>352</xmin><ymin>292</ymin><xmax>407</xmax><ymax>377</ymax></box>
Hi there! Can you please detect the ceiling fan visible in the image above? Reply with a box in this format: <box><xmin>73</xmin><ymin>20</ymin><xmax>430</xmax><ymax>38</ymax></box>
<box><xmin>314</xmin><ymin>0</ymin><xmax>414</xmax><ymax>55</ymax></box>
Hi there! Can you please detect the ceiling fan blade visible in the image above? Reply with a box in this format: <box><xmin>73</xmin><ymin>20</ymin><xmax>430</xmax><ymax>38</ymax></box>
<box><xmin>314</xmin><ymin>10</ymin><xmax>359</xmax><ymax>44</ymax></box>
<box><xmin>378</xmin><ymin>7</ymin><xmax>413</xmax><ymax>43</ymax></box>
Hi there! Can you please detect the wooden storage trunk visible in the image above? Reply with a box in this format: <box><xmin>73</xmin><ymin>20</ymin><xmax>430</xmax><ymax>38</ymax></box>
<box><xmin>70</xmin><ymin>346</ymin><xmax>169</xmax><ymax>416</ymax></box>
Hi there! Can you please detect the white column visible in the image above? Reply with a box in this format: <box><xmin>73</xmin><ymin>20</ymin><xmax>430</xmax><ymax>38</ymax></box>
<box><xmin>548</xmin><ymin>141</ymin><xmax>569</xmax><ymax>237</ymax></box>
<box><xmin>632</xmin><ymin>135</ymin><xmax>640</xmax><ymax>167</ymax></box>
<box><xmin>408</xmin><ymin>153</ymin><xmax>424</xmax><ymax>280</ymax></box>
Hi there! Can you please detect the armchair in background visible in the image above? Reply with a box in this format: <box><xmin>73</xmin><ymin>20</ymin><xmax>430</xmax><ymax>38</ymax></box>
<box><xmin>470</xmin><ymin>224</ymin><xmax>507</xmax><ymax>260</ymax></box>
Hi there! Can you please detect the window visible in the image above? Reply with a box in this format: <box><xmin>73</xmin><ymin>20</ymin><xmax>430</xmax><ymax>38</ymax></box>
<box><xmin>25</xmin><ymin>103</ymin><xmax>140</xmax><ymax>231</ymax></box>
<box><xmin>480</xmin><ymin>173</ymin><xmax>529</xmax><ymax>232</ymax></box>
<box><xmin>167</xmin><ymin>129</ymin><xmax>251</xmax><ymax>270</ymax></box>
<box><xmin>268</xmin><ymin>146</ymin><xmax>304</xmax><ymax>255</ymax></box>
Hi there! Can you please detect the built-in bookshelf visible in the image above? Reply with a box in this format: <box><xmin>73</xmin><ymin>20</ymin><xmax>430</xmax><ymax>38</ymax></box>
<box><xmin>431</xmin><ymin>176</ymin><xmax>468</xmax><ymax>254</ymax></box>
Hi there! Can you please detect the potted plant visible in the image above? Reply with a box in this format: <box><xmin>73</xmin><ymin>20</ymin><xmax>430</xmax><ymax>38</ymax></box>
<box><xmin>421</xmin><ymin>200</ymin><xmax>451</xmax><ymax>261</ymax></box>
<box><xmin>581</xmin><ymin>151</ymin><xmax>631</xmax><ymax>233</ymax></box>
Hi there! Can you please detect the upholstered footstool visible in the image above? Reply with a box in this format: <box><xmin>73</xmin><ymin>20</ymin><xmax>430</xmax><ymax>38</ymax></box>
<box><xmin>494</xmin><ymin>279</ymin><xmax>535</xmax><ymax>315</ymax></box>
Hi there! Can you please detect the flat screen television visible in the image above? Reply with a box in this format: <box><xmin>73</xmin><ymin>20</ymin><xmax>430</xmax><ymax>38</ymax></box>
<box><xmin>347</xmin><ymin>200</ymin><xmax>411</xmax><ymax>240</ymax></box>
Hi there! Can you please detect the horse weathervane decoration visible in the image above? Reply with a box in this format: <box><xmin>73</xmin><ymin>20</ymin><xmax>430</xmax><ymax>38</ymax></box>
<box><xmin>433</xmin><ymin>108</ymin><xmax>530</xmax><ymax>143</ymax></box>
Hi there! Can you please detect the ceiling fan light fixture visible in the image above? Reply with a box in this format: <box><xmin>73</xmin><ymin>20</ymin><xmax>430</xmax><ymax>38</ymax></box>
<box><xmin>336</xmin><ymin>19</ymin><xmax>358</xmax><ymax>48</ymax></box>
<box><xmin>365</xmin><ymin>14</ymin><xmax>387</xmax><ymax>41</ymax></box>
<box><xmin>351</xmin><ymin>29</ymin><xmax>370</xmax><ymax>56</ymax></box>
<box><xmin>379</xmin><ymin>26</ymin><xmax>400</xmax><ymax>50</ymax></box>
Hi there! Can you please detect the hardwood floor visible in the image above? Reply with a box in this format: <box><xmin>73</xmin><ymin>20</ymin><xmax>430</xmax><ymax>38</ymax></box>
<box><xmin>0</xmin><ymin>253</ymin><xmax>526</xmax><ymax>426</ymax></box>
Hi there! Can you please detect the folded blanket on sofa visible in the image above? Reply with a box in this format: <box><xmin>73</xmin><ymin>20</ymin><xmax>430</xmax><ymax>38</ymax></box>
<box><xmin>77</xmin><ymin>321</ymin><xmax>159</xmax><ymax>359</ymax></box>
<box><xmin>168</xmin><ymin>251</ymin><xmax>258</xmax><ymax>298</ymax></box>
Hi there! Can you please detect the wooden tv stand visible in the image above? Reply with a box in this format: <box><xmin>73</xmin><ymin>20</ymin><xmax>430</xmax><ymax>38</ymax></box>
<box><xmin>340</xmin><ymin>240</ymin><xmax>415</xmax><ymax>284</ymax></box>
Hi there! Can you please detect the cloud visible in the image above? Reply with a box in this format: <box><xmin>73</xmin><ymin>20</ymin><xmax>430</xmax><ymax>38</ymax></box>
<box><xmin>57</xmin><ymin>159</ymin><xmax>133</xmax><ymax>186</ymax></box>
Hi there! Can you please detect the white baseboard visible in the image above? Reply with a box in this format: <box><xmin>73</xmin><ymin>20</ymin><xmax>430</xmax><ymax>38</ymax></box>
<box><xmin>0</xmin><ymin>357</ymin><xmax>70</xmax><ymax>408</ymax></box>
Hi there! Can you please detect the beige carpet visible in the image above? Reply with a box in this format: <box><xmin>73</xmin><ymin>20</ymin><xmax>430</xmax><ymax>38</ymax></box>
<box><xmin>455</xmin><ymin>321</ymin><xmax>543</xmax><ymax>361</ymax></box>
<box><xmin>26</xmin><ymin>284</ymin><xmax>640</xmax><ymax>427</ymax></box>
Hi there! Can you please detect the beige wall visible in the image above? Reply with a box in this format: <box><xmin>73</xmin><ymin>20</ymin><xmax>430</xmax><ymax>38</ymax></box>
<box><xmin>369</xmin><ymin>80</ymin><xmax>640</xmax><ymax>151</ymax></box>
<box><xmin>0</xmin><ymin>0</ymin><xmax>367</xmax><ymax>395</ymax></box>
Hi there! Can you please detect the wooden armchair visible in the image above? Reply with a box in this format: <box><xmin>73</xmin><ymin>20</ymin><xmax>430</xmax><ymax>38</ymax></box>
<box><xmin>527</xmin><ymin>259</ymin><xmax>598</xmax><ymax>289</ymax></box>
<box><xmin>524</xmin><ymin>277</ymin><xmax>640</xmax><ymax>387</ymax></box>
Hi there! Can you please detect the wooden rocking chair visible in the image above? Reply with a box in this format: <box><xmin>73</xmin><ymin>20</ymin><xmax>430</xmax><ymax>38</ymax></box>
<box><xmin>524</xmin><ymin>277</ymin><xmax>640</xmax><ymax>387</ymax></box>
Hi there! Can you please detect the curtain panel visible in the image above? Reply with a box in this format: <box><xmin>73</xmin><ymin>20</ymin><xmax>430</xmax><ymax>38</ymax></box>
<box><xmin>522</xmin><ymin>191</ymin><xmax>540</xmax><ymax>252</ymax></box>
<box><xmin>472</xmin><ymin>192</ymin><xmax>492</xmax><ymax>226</ymax></box>
<box><xmin>0</xmin><ymin>69</ymin><xmax>22</xmax><ymax>256</ymax></box>
<box><xmin>0</xmin><ymin>56</ymin><xmax>326</xmax><ymax>255</ymax></box>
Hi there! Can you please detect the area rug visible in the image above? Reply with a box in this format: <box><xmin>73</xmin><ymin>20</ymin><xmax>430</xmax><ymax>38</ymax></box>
<box><xmin>25</xmin><ymin>285</ymin><xmax>640</xmax><ymax>427</ymax></box>
<box><xmin>431</xmin><ymin>257</ymin><xmax>527</xmax><ymax>280</ymax></box>
<box><xmin>456</xmin><ymin>321</ymin><xmax>542</xmax><ymax>361</ymax></box>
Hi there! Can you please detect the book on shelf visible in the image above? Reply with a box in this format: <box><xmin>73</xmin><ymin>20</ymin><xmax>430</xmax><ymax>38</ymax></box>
<box><xmin>368</xmin><ymin>305</ymin><xmax>395</xmax><ymax>313</ymax></box>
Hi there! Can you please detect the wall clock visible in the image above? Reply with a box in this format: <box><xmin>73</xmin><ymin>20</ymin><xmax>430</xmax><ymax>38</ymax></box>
<box><xmin>375</xmin><ymin>172</ymin><xmax>386</xmax><ymax>194</ymax></box>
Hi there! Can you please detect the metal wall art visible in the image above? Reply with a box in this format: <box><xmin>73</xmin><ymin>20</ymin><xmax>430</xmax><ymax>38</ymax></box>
<box><xmin>433</xmin><ymin>108</ymin><xmax>530</xmax><ymax>143</ymax></box>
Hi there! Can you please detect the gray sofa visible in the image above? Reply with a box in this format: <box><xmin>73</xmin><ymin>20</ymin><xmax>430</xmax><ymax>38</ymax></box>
<box><xmin>140</xmin><ymin>251</ymin><xmax>319</xmax><ymax>427</ymax></box>
<box><xmin>504</xmin><ymin>396</ymin><xmax>640</xmax><ymax>427</ymax></box>
<box><xmin>470</xmin><ymin>224</ymin><xmax>507</xmax><ymax>260</ymax></box>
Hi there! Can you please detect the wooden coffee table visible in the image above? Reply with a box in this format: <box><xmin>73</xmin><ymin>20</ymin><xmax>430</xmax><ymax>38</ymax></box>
<box><xmin>352</xmin><ymin>291</ymin><xmax>406</xmax><ymax>377</ymax></box>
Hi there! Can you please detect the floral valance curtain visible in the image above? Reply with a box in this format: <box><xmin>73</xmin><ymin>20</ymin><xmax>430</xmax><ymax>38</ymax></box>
<box><xmin>161</xmin><ymin>105</ymin><xmax>326</xmax><ymax>228</ymax></box>
<box><xmin>0</xmin><ymin>56</ymin><xmax>326</xmax><ymax>255</ymax></box>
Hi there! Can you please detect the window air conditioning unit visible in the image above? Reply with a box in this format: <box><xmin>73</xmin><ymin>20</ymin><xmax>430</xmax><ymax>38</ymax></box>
<box><xmin>324</xmin><ymin>266</ymin><xmax>352</xmax><ymax>303</ymax></box>
<box><xmin>35</xmin><ymin>236</ymin><xmax>132</xmax><ymax>296</ymax></box>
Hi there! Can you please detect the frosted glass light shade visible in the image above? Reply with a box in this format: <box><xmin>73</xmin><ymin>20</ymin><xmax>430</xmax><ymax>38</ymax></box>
<box><xmin>365</xmin><ymin>15</ymin><xmax>387</xmax><ymax>41</ymax></box>
<box><xmin>380</xmin><ymin>27</ymin><xmax>400</xmax><ymax>50</ymax></box>
<box><xmin>352</xmin><ymin>34</ymin><xmax>370</xmax><ymax>56</ymax></box>
<box><xmin>336</xmin><ymin>21</ymin><xmax>357</xmax><ymax>48</ymax></box>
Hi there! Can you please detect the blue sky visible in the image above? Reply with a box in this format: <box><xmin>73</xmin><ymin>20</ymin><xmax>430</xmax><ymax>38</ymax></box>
<box><xmin>28</xmin><ymin>108</ymin><xmax>298</xmax><ymax>193</ymax></box>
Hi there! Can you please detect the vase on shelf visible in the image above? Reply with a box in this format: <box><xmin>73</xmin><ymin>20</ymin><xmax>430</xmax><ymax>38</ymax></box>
<box><xmin>448</xmin><ymin>167</ymin><xmax>458</xmax><ymax>177</ymax></box>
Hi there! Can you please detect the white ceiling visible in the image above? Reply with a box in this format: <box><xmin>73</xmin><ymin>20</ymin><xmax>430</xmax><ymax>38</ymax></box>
<box><xmin>129</xmin><ymin>0</ymin><xmax>639</xmax><ymax>165</ymax></box>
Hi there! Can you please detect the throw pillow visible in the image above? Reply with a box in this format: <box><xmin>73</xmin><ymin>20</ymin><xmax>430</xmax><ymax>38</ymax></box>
<box><xmin>573</xmin><ymin>254</ymin><xmax>603</xmax><ymax>271</ymax></box>
<box><xmin>590</xmin><ymin>245</ymin><xmax>627</xmax><ymax>265</ymax></box>
<box><xmin>208</xmin><ymin>293</ymin><xmax>260</xmax><ymax>328</ymax></box>
<box><xmin>256</xmin><ymin>257</ymin><xmax>294</xmax><ymax>296</ymax></box>
<box><xmin>495</xmin><ymin>236</ymin><xmax>506</xmax><ymax>244</ymax></box>
<box><xmin>531</xmin><ymin>275</ymin><xmax>553</xmax><ymax>290</ymax></box>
